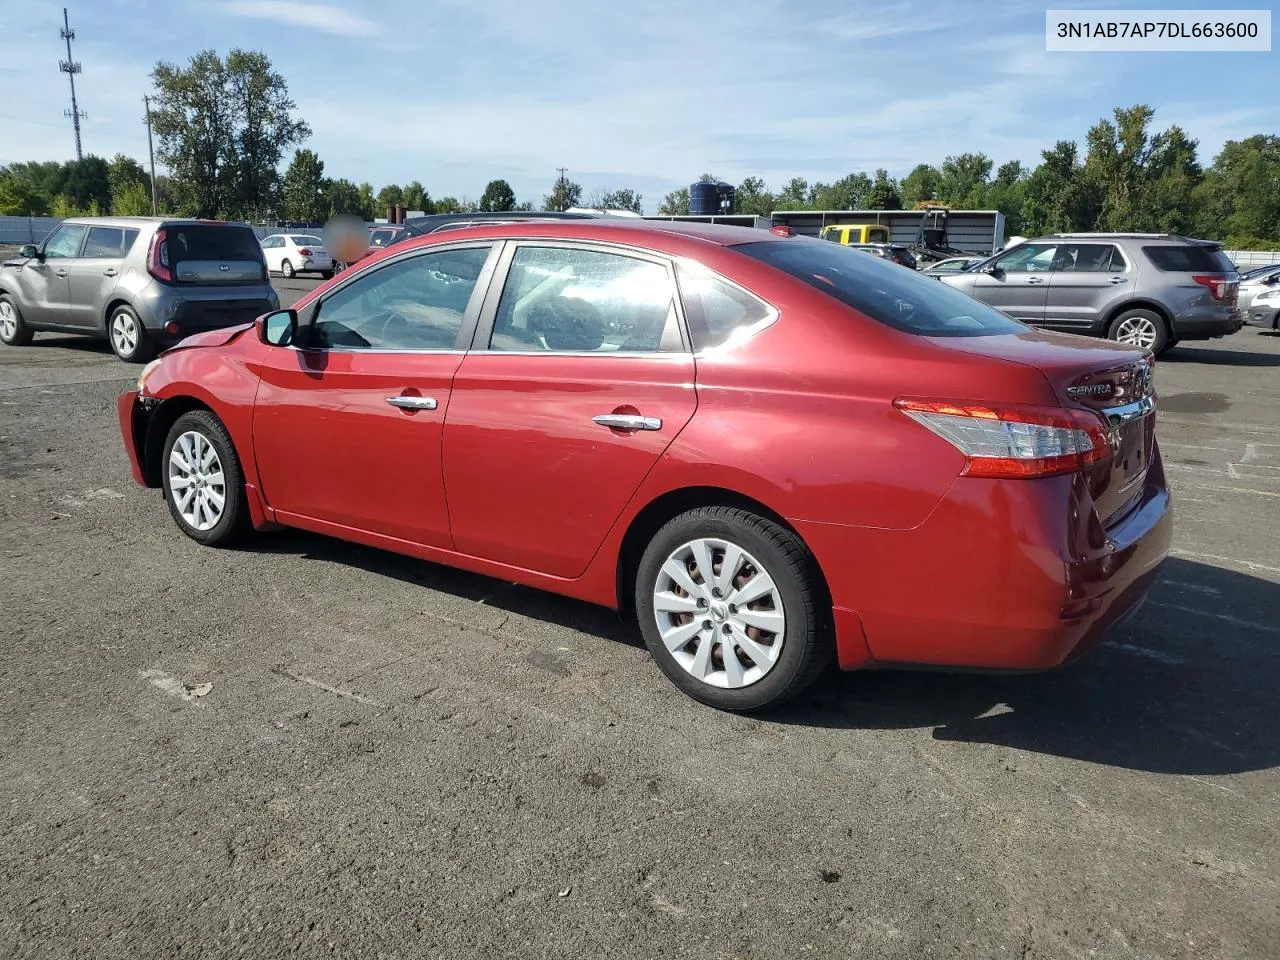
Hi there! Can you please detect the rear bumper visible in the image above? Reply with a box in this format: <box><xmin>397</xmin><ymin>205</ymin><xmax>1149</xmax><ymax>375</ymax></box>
<box><xmin>795</xmin><ymin>455</ymin><xmax>1173</xmax><ymax>672</ymax></box>
<box><xmin>1172</xmin><ymin>311</ymin><xmax>1243</xmax><ymax>339</ymax></box>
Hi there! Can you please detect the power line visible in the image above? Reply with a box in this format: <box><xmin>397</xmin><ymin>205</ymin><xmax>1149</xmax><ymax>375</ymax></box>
<box><xmin>59</xmin><ymin>6</ymin><xmax>85</xmax><ymax>160</ymax></box>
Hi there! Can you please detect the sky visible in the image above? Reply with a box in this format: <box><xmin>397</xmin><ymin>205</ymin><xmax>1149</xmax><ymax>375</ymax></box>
<box><xmin>0</xmin><ymin>0</ymin><xmax>1275</xmax><ymax>213</ymax></box>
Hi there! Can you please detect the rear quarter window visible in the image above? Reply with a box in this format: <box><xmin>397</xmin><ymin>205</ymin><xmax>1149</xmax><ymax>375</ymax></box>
<box><xmin>1142</xmin><ymin>245</ymin><xmax>1236</xmax><ymax>273</ymax></box>
<box><xmin>676</xmin><ymin>263</ymin><xmax>774</xmax><ymax>350</ymax></box>
<box><xmin>736</xmin><ymin>238</ymin><xmax>1026</xmax><ymax>337</ymax></box>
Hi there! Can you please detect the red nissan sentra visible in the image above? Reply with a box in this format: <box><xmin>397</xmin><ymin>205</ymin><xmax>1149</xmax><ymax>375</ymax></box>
<box><xmin>118</xmin><ymin>220</ymin><xmax>1172</xmax><ymax>711</ymax></box>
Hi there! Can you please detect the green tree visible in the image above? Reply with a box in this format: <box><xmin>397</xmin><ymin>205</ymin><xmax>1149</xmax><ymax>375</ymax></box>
<box><xmin>774</xmin><ymin>177</ymin><xmax>810</xmax><ymax>209</ymax></box>
<box><xmin>865</xmin><ymin>169</ymin><xmax>902</xmax><ymax>209</ymax></box>
<box><xmin>0</xmin><ymin>167</ymin><xmax>53</xmax><ymax>216</ymax></box>
<box><xmin>402</xmin><ymin>181</ymin><xmax>430</xmax><ymax>213</ymax></box>
<box><xmin>937</xmin><ymin>153</ymin><xmax>993</xmax><ymax>208</ymax></box>
<box><xmin>150</xmin><ymin>49</ymin><xmax>309</xmax><ymax>218</ymax></box>
<box><xmin>112</xmin><ymin>181</ymin><xmax>153</xmax><ymax>216</ymax></box>
<box><xmin>988</xmin><ymin>160</ymin><xmax>1028</xmax><ymax>234</ymax></box>
<box><xmin>480</xmin><ymin>179</ymin><xmax>517</xmax><ymax>212</ymax></box>
<box><xmin>376</xmin><ymin>184</ymin><xmax>404</xmax><ymax>215</ymax></box>
<box><xmin>434</xmin><ymin>196</ymin><xmax>463</xmax><ymax>214</ymax></box>
<box><xmin>901</xmin><ymin>164</ymin><xmax>942</xmax><ymax>207</ymax></box>
<box><xmin>543</xmin><ymin>176</ymin><xmax>582</xmax><ymax>211</ymax></box>
<box><xmin>734</xmin><ymin>177</ymin><xmax>773</xmax><ymax>216</ymax></box>
<box><xmin>1197</xmin><ymin>135</ymin><xmax>1280</xmax><ymax>244</ymax></box>
<box><xmin>58</xmin><ymin>156</ymin><xmax>112</xmax><ymax>213</ymax></box>
<box><xmin>325</xmin><ymin>178</ymin><xmax>362</xmax><ymax>217</ymax></box>
<box><xmin>601</xmin><ymin>188</ymin><xmax>643</xmax><ymax>213</ymax></box>
<box><xmin>281</xmin><ymin>149</ymin><xmax>328</xmax><ymax>223</ymax></box>
<box><xmin>1022</xmin><ymin>141</ymin><xmax>1099</xmax><ymax>234</ymax></box>
<box><xmin>808</xmin><ymin>173</ymin><xmax>871</xmax><ymax>210</ymax></box>
<box><xmin>107</xmin><ymin>154</ymin><xmax>150</xmax><ymax>197</ymax></box>
<box><xmin>657</xmin><ymin>187</ymin><xmax>689</xmax><ymax>215</ymax></box>
<box><xmin>356</xmin><ymin>182</ymin><xmax>377</xmax><ymax>220</ymax></box>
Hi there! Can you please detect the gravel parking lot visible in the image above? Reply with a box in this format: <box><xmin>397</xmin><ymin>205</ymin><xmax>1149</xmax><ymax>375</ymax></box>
<box><xmin>2</xmin><ymin>276</ymin><xmax>1278</xmax><ymax>959</ymax></box>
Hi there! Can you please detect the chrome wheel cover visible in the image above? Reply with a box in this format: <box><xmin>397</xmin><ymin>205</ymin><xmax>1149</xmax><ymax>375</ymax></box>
<box><xmin>0</xmin><ymin>301</ymin><xmax>16</xmax><ymax>341</ymax></box>
<box><xmin>653</xmin><ymin>538</ymin><xmax>786</xmax><ymax>689</ymax></box>
<box><xmin>168</xmin><ymin>430</ymin><xmax>226</xmax><ymax>531</ymax></box>
<box><xmin>1114</xmin><ymin>315</ymin><xmax>1158</xmax><ymax>349</ymax></box>
<box><xmin>111</xmin><ymin>311</ymin><xmax>139</xmax><ymax>357</ymax></box>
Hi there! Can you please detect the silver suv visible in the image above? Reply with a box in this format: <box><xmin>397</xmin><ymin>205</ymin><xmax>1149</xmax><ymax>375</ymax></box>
<box><xmin>939</xmin><ymin>233</ymin><xmax>1242</xmax><ymax>355</ymax></box>
<box><xmin>0</xmin><ymin>217</ymin><xmax>279</xmax><ymax>362</ymax></box>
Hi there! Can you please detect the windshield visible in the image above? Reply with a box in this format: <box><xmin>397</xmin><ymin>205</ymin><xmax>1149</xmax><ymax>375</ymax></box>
<box><xmin>735</xmin><ymin>238</ymin><xmax>1026</xmax><ymax>337</ymax></box>
<box><xmin>291</xmin><ymin>235</ymin><xmax>324</xmax><ymax>245</ymax></box>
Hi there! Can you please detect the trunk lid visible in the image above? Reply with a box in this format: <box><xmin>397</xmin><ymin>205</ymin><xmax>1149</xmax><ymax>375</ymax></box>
<box><xmin>167</xmin><ymin>224</ymin><xmax>267</xmax><ymax>284</ymax></box>
<box><xmin>933</xmin><ymin>330</ymin><xmax>1157</xmax><ymax>525</ymax></box>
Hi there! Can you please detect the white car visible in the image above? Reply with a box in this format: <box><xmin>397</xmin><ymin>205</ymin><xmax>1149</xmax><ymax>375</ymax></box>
<box><xmin>260</xmin><ymin>234</ymin><xmax>333</xmax><ymax>279</ymax></box>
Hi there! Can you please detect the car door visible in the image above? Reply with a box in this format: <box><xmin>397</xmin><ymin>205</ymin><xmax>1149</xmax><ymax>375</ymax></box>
<box><xmin>442</xmin><ymin>242</ymin><xmax>697</xmax><ymax>579</ymax></box>
<box><xmin>953</xmin><ymin>242</ymin><xmax>1056</xmax><ymax>323</ymax></box>
<box><xmin>1042</xmin><ymin>243</ymin><xmax>1129</xmax><ymax>332</ymax></box>
<box><xmin>64</xmin><ymin>226</ymin><xmax>137</xmax><ymax>328</ymax></box>
<box><xmin>19</xmin><ymin>222</ymin><xmax>87</xmax><ymax>325</ymax></box>
<box><xmin>252</xmin><ymin>242</ymin><xmax>500</xmax><ymax>549</ymax></box>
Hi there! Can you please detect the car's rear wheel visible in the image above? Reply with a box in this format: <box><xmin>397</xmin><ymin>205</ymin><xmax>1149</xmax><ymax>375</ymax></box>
<box><xmin>281</xmin><ymin>259</ymin><xmax>295</xmax><ymax>279</ymax></box>
<box><xmin>0</xmin><ymin>294</ymin><xmax>33</xmax><ymax>346</ymax></box>
<box><xmin>109</xmin><ymin>305</ymin><xmax>154</xmax><ymax>363</ymax></box>
<box><xmin>635</xmin><ymin>506</ymin><xmax>831</xmax><ymax>712</ymax></box>
<box><xmin>161</xmin><ymin>410</ymin><xmax>250</xmax><ymax>547</ymax></box>
<box><xmin>1108</xmin><ymin>308</ymin><xmax>1169</xmax><ymax>355</ymax></box>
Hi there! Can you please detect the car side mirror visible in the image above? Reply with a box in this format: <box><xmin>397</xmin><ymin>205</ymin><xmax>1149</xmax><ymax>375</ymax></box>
<box><xmin>981</xmin><ymin>264</ymin><xmax>1002</xmax><ymax>276</ymax></box>
<box><xmin>257</xmin><ymin>308</ymin><xmax>297</xmax><ymax>347</ymax></box>
<box><xmin>19</xmin><ymin>244</ymin><xmax>40</xmax><ymax>260</ymax></box>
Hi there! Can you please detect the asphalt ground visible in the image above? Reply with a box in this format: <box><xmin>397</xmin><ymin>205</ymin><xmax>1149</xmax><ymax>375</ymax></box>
<box><xmin>1</xmin><ymin>277</ymin><xmax>1278</xmax><ymax>959</ymax></box>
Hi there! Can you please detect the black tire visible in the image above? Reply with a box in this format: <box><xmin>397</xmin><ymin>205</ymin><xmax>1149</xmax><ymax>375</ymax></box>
<box><xmin>281</xmin><ymin>259</ymin><xmax>295</xmax><ymax>279</ymax></box>
<box><xmin>635</xmin><ymin>506</ymin><xmax>832</xmax><ymax>712</ymax></box>
<box><xmin>1166</xmin><ymin>338</ymin><xmax>1180</xmax><ymax>350</ymax></box>
<box><xmin>321</xmin><ymin>270</ymin><xmax>334</xmax><ymax>280</ymax></box>
<box><xmin>1107</xmin><ymin>308</ymin><xmax>1169</xmax><ymax>356</ymax></box>
<box><xmin>161</xmin><ymin>410</ymin><xmax>251</xmax><ymax>547</ymax></box>
<box><xmin>0</xmin><ymin>293</ymin><xmax>34</xmax><ymax>346</ymax></box>
<box><xmin>107</xmin><ymin>304</ymin><xmax>155</xmax><ymax>363</ymax></box>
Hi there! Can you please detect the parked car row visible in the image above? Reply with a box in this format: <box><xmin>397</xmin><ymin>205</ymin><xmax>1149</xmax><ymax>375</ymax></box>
<box><xmin>116</xmin><ymin>218</ymin><xmax>1171</xmax><ymax>711</ymax></box>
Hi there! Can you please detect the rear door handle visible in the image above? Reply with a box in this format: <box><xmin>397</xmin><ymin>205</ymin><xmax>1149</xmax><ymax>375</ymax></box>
<box><xmin>55</xmin><ymin>269</ymin><xmax>69</xmax><ymax>278</ymax></box>
<box><xmin>593</xmin><ymin>413</ymin><xmax>662</xmax><ymax>431</ymax></box>
<box><xmin>103</xmin><ymin>269</ymin><xmax>118</xmax><ymax>277</ymax></box>
<box><xmin>1108</xmin><ymin>276</ymin><xmax>1127</xmax><ymax>285</ymax></box>
<box><xmin>386</xmin><ymin>395</ymin><xmax>438</xmax><ymax>411</ymax></box>
<box><xmin>1026</xmin><ymin>276</ymin><xmax>1044</xmax><ymax>285</ymax></box>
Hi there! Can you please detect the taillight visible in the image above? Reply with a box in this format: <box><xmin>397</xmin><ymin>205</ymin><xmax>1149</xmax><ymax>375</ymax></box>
<box><xmin>1192</xmin><ymin>274</ymin><xmax>1235</xmax><ymax>303</ymax></box>
<box><xmin>298</xmin><ymin>248</ymin><xmax>312</xmax><ymax>256</ymax></box>
<box><xmin>895</xmin><ymin>399</ymin><xmax>1111</xmax><ymax>479</ymax></box>
<box><xmin>148</xmin><ymin>228</ymin><xmax>172</xmax><ymax>282</ymax></box>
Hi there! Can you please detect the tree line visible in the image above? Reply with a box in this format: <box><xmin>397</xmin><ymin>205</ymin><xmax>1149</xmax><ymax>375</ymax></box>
<box><xmin>1</xmin><ymin>47</ymin><xmax>1276</xmax><ymax>251</ymax></box>
<box><xmin>660</xmin><ymin>106</ymin><xmax>1280</xmax><ymax>250</ymax></box>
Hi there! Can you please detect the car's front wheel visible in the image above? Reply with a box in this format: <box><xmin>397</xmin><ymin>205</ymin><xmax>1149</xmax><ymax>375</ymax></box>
<box><xmin>108</xmin><ymin>305</ymin><xmax>154</xmax><ymax>363</ymax></box>
<box><xmin>162</xmin><ymin>410</ymin><xmax>250</xmax><ymax>547</ymax></box>
<box><xmin>1108</xmin><ymin>308</ymin><xmax>1169</xmax><ymax>355</ymax></box>
<box><xmin>635</xmin><ymin>506</ymin><xmax>831</xmax><ymax>712</ymax></box>
<box><xmin>0</xmin><ymin>294</ymin><xmax>33</xmax><ymax>346</ymax></box>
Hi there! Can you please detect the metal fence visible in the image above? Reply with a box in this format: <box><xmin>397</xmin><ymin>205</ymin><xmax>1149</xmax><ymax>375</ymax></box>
<box><xmin>1225</xmin><ymin>250</ymin><xmax>1280</xmax><ymax>270</ymax></box>
<box><xmin>0</xmin><ymin>216</ymin><xmax>60</xmax><ymax>245</ymax></box>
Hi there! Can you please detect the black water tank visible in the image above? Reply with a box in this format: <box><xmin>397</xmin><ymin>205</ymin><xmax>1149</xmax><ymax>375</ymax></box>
<box><xmin>715</xmin><ymin>182</ymin><xmax>735</xmax><ymax>215</ymax></box>
<box><xmin>689</xmin><ymin>181</ymin><xmax>719</xmax><ymax>216</ymax></box>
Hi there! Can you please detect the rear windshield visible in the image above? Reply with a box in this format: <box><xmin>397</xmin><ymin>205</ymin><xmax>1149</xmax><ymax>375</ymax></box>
<box><xmin>167</xmin><ymin>225</ymin><xmax>264</xmax><ymax>262</ymax></box>
<box><xmin>291</xmin><ymin>235</ymin><xmax>324</xmax><ymax>245</ymax></box>
<box><xmin>735</xmin><ymin>239</ymin><xmax>1025</xmax><ymax>337</ymax></box>
<box><xmin>1142</xmin><ymin>244</ymin><xmax>1236</xmax><ymax>273</ymax></box>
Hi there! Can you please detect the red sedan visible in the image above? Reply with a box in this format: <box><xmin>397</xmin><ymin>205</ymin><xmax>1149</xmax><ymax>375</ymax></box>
<box><xmin>118</xmin><ymin>220</ymin><xmax>1172</xmax><ymax>711</ymax></box>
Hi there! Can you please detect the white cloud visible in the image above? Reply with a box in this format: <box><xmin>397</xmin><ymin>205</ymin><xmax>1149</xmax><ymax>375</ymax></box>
<box><xmin>223</xmin><ymin>1</ymin><xmax>383</xmax><ymax>38</ymax></box>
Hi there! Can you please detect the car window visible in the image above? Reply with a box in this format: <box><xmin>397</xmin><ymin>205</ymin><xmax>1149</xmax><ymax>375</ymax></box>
<box><xmin>677</xmin><ymin>262</ymin><xmax>773</xmax><ymax>350</ymax></box>
<box><xmin>167</xmin><ymin>225</ymin><xmax>262</xmax><ymax>262</ymax></box>
<box><xmin>262</xmin><ymin>237</ymin><xmax>281</xmax><ymax>249</ymax></box>
<box><xmin>310</xmin><ymin>245</ymin><xmax>491</xmax><ymax>351</ymax></box>
<box><xmin>490</xmin><ymin>246</ymin><xmax>681</xmax><ymax>354</ymax></box>
<box><xmin>43</xmin><ymin>224</ymin><xmax>88</xmax><ymax>259</ymax></box>
<box><xmin>81</xmin><ymin>227</ymin><xmax>139</xmax><ymax>259</ymax></box>
<box><xmin>996</xmin><ymin>243</ymin><xmax>1057</xmax><ymax>272</ymax></box>
<box><xmin>1143</xmin><ymin>244</ymin><xmax>1237</xmax><ymax>273</ymax></box>
<box><xmin>1053</xmin><ymin>244</ymin><xmax>1124</xmax><ymax>272</ymax></box>
<box><xmin>292</xmin><ymin>235</ymin><xmax>323</xmax><ymax>246</ymax></box>
<box><xmin>736</xmin><ymin>238</ymin><xmax>1026</xmax><ymax>337</ymax></box>
<box><xmin>821</xmin><ymin>231</ymin><xmax>840</xmax><ymax>243</ymax></box>
<box><xmin>369</xmin><ymin>230</ymin><xmax>395</xmax><ymax>247</ymax></box>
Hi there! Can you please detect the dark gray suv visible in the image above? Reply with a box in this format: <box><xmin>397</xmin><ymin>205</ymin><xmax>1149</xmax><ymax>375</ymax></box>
<box><xmin>0</xmin><ymin>217</ymin><xmax>279</xmax><ymax>362</ymax></box>
<box><xmin>940</xmin><ymin>233</ymin><xmax>1242</xmax><ymax>355</ymax></box>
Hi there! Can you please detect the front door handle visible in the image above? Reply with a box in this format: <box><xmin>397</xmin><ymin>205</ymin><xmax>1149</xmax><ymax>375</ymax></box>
<box><xmin>1026</xmin><ymin>276</ymin><xmax>1044</xmax><ymax>285</ymax></box>
<box><xmin>103</xmin><ymin>268</ymin><xmax>118</xmax><ymax>277</ymax></box>
<box><xmin>55</xmin><ymin>269</ymin><xmax>69</xmax><ymax>278</ymax></box>
<box><xmin>1108</xmin><ymin>276</ymin><xmax>1127</xmax><ymax>285</ymax></box>
<box><xmin>386</xmin><ymin>395</ymin><xmax>438</xmax><ymax>411</ymax></box>
<box><xmin>593</xmin><ymin>413</ymin><xmax>662</xmax><ymax>431</ymax></box>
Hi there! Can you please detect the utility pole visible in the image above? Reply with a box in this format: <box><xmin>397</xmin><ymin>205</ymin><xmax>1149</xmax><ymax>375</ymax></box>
<box><xmin>556</xmin><ymin>167</ymin><xmax>568</xmax><ymax>211</ymax></box>
<box><xmin>59</xmin><ymin>7</ymin><xmax>85</xmax><ymax>160</ymax></box>
<box><xmin>143</xmin><ymin>95</ymin><xmax>158</xmax><ymax>215</ymax></box>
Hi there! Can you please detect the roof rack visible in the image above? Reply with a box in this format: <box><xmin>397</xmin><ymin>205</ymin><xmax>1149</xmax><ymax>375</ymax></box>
<box><xmin>1048</xmin><ymin>232</ymin><xmax>1179</xmax><ymax>239</ymax></box>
